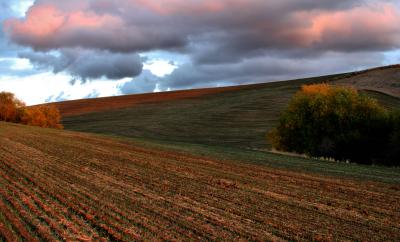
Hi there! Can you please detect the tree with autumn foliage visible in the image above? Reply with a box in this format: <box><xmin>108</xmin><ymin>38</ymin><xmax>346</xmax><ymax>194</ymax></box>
<box><xmin>268</xmin><ymin>84</ymin><xmax>397</xmax><ymax>165</ymax></box>
<box><xmin>0</xmin><ymin>91</ymin><xmax>63</xmax><ymax>129</ymax></box>
<box><xmin>0</xmin><ymin>92</ymin><xmax>25</xmax><ymax>122</ymax></box>
<box><xmin>20</xmin><ymin>105</ymin><xmax>63</xmax><ymax>129</ymax></box>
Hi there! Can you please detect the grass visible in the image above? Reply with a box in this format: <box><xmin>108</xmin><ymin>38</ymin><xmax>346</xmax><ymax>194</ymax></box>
<box><xmin>108</xmin><ymin>135</ymin><xmax>400</xmax><ymax>184</ymax></box>
<box><xmin>62</xmin><ymin>72</ymin><xmax>400</xmax><ymax>152</ymax></box>
<box><xmin>62</xmin><ymin>74</ymin><xmax>344</xmax><ymax>150</ymax></box>
<box><xmin>361</xmin><ymin>90</ymin><xmax>400</xmax><ymax>110</ymax></box>
<box><xmin>61</xmin><ymin>72</ymin><xmax>400</xmax><ymax>182</ymax></box>
<box><xmin>1</xmin><ymin>122</ymin><xmax>400</xmax><ymax>241</ymax></box>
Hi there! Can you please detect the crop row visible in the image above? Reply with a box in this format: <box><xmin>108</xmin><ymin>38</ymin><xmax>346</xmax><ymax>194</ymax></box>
<box><xmin>1</xmin><ymin>124</ymin><xmax>400</xmax><ymax>241</ymax></box>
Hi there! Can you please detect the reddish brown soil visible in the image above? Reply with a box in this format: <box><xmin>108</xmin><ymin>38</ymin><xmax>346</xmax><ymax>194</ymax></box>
<box><xmin>1</xmin><ymin>122</ymin><xmax>399</xmax><ymax>241</ymax></box>
<box><xmin>53</xmin><ymin>86</ymin><xmax>243</xmax><ymax>117</ymax></box>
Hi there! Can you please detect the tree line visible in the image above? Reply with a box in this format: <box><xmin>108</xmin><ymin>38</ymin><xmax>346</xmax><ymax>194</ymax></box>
<box><xmin>269</xmin><ymin>84</ymin><xmax>400</xmax><ymax>166</ymax></box>
<box><xmin>0</xmin><ymin>92</ymin><xmax>63</xmax><ymax>129</ymax></box>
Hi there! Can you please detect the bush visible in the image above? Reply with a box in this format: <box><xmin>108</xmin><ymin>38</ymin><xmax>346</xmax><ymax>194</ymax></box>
<box><xmin>386</xmin><ymin>111</ymin><xmax>400</xmax><ymax>166</ymax></box>
<box><xmin>269</xmin><ymin>84</ymin><xmax>394</xmax><ymax>165</ymax></box>
<box><xmin>20</xmin><ymin>105</ymin><xmax>63</xmax><ymax>129</ymax></box>
<box><xmin>0</xmin><ymin>91</ymin><xmax>63</xmax><ymax>129</ymax></box>
<box><xmin>0</xmin><ymin>92</ymin><xmax>25</xmax><ymax>122</ymax></box>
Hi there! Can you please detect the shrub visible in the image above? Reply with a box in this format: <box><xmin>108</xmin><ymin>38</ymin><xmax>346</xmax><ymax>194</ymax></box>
<box><xmin>0</xmin><ymin>91</ymin><xmax>63</xmax><ymax>129</ymax></box>
<box><xmin>269</xmin><ymin>84</ymin><xmax>393</xmax><ymax>165</ymax></box>
<box><xmin>0</xmin><ymin>92</ymin><xmax>25</xmax><ymax>122</ymax></box>
<box><xmin>386</xmin><ymin>111</ymin><xmax>400</xmax><ymax>166</ymax></box>
<box><xmin>20</xmin><ymin>105</ymin><xmax>63</xmax><ymax>129</ymax></box>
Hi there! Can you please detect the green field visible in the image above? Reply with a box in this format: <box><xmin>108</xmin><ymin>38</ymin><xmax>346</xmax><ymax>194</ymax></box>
<box><xmin>60</xmin><ymin>72</ymin><xmax>400</xmax><ymax>183</ymax></box>
<box><xmin>63</xmin><ymin>73</ymin><xmax>400</xmax><ymax>152</ymax></box>
<box><xmin>62</xmin><ymin>75</ymin><xmax>335</xmax><ymax>150</ymax></box>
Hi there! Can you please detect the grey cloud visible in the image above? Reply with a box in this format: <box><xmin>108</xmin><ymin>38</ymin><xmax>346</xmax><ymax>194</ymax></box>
<box><xmin>118</xmin><ymin>51</ymin><xmax>385</xmax><ymax>95</ymax></box>
<box><xmin>84</xmin><ymin>90</ymin><xmax>101</xmax><ymax>99</ymax></box>
<box><xmin>3</xmin><ymin>0</ymin><xmax>400</xmax><ymax>96</ymax></box>
<box><xmin>45</xmin><ymin>91</ymin><xmax>68</xmax><ymax>103</ymax></box>
<box><xmin>0</xmin><ymin>1</ymin><xmax>26</xmax><ymax>58</ymax></box>
<box><xmin>156</xmin><ymin>51</ymin><xmax>385</xmax><ymax>91</ymax></box>
<box><xmin>46</xmin><ymin>89</ymin><xmax>100</xmax><ymax>103</ymax></box>
<box><xmin>0</xmin><ymin>1</ymin><xmax>41</xmax><ymax>77</ymax></box>
<box><xmin>119</xmin><ymin>70</ymin><xmax>159</xmax><ymax>94</ymax></box>
<box><xmin>20</xmin><ymin>49</ymin><xmax>143</xmax><ymax>81</ymax></box>
<box><xmin>5</xmin><ymin>0</ymin><xmax>400</xmax><ymax>60</ymax></box>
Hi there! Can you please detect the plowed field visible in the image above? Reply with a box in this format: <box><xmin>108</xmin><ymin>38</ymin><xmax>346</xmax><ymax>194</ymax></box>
<box><xmin>1</xmin><ymin>122</ymin><xmax>399</xmax><ymax>241</ymax></box>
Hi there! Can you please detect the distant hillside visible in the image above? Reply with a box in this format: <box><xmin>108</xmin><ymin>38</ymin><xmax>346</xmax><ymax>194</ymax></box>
<box><xmin>59</xmin><ymin>65</ymin><xmax>400</xmax><ymax>150</ymax></box>
<box><xmin>55</xmin><ymin>86</ymin><xmax>243</xmax><ymax>117</ymax></box>
<box><xmin>55</xmin><ymin>65</ymin><xmax>400</xmax><ymax>118</ymax></box>
<box><xmin>333</xmin><ymin>65</ymin><xmax>400</xmax><ymax>97</ymax></box>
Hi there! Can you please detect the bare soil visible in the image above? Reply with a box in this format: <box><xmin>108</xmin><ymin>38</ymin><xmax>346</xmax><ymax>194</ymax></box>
<box><xmin>1</xmin><ymin>122</ymin><xmax>399</xmax><ymax>241</ymax></box>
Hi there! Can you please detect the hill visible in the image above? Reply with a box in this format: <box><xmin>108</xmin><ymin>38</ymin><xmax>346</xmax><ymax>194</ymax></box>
<box><xmin>1</xmin><ymin>122</ymin><xmax>400</xmax><ymax>241</ymax></box>
<box><xmin>3</xmin><ymin>65</ymin><xmax>400</xmax><ymax>240</ymax></box>
<box><xmin>60</xmin><ymin>65</ymin><xmax>400</xmax><ymax>150</ymax></box>
<box><xmin>56</xmin><ymin>65</ymin><xmax>400</xmax><ymax>118</ymax></box>
<box><xmin>333</xmin><ymin>65</ymin><xmax>400</xmax><ymax>97</ymax></box>
<box><xmin>55</xmin><ymin>86</ymin><xmax>243</xmax><ymax>117</ymax></box>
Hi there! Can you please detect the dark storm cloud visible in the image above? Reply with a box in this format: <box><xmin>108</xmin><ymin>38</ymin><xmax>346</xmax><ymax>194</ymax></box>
<box><xmin>20</xmin><ymin>49</ymin><xmax>143</xmax><ymax>81</ymax></box>
<box><xmin>4</xmin><ymin>0</ymin><xmax>400</xmax><ymax>58</ymax></box>
<box><xmin>3</xmin><ymin>0</ymin><xmax>400</xmax><ymax>94</ymax></box>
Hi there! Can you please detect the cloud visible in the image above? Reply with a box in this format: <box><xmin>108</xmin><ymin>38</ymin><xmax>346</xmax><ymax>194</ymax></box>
<box><xmin>45</xmin><ymin>91</ymin><xmax>68</xmax><ymax>103</ymax></box>
<box><xmin>0</xmin><ymin>57</ymin><xmax>38</xmax><ymax>77</ymax></box>
<box><xmin>0</xmin><ymin>1</ymin><xmax>28</xmax><ymax>57</ymax></box>
<box><xmin>155</xmin><ymin>51</ymin><xmax>385</xmax><ymax>91</ymax></box>
<box><xmin>3</xmin><ymin>0</ymin><xmax>400</xmax><ymax>96</ymax></box>
<box><xmin>119</xmin><ymin>70</ymin><xmax>159</xmax><ymax>94</ymax></box>
<box><xmin>4</xmin><ymin>0</ymin><xmax>400</xmax><ymax>59</ymax></box>
<box><xmin>20</xmin><ymin>48</ymin><xmax>143</xmax><ymax>81</ymax></box>
<box><xmin>4</xmin><ymin>1</ymin><xmax>186</xmax><ymax>52</ymax></box>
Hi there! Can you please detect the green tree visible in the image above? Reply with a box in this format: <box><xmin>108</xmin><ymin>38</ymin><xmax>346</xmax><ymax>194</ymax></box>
<box><xmin>386</xmin><ymin>111</ymin><xmax>400</xmax><ymax>166</ymax></box>
<box><xmin>269</xmin><ymin>84</ymin><xmax>391</xmax><ymax>164</ymax></box>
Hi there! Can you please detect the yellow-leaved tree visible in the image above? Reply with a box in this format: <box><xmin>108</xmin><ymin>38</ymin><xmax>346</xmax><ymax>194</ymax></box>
<box><xmin>0</xmin><ymin>91</ymin><xmax>63</xmax><ymax>129</ymax></box>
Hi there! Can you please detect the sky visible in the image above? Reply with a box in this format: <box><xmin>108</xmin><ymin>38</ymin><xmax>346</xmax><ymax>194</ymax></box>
<box><xmin>0</xmin><ymin>0</ymin><xmax>399</xmax><ymax>105</ymax></box>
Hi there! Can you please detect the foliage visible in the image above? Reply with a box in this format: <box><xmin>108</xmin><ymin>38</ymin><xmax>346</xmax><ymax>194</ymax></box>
<box><xmin>386</xmin><ymin>111</ymin><xmax>400</xmax><ymax>166</ymax></box>
<box><xmin>0</xmin><ymin>91</ymin><xmax>63</xmax><ymax>129</ymax></box>
<box><xmin>20</xmin><ymin>105</ymin><xmax>63</xmax><ymax>129</ymax></box>
<box><xmin>269</xmin><ymin>84</ymin><xmax>398</xmax><ymax>165</ymax></box>
<box><xmin>0</xmin><ymin>92</ymin><xmax>25</xmax><ymax>122</ymax></box>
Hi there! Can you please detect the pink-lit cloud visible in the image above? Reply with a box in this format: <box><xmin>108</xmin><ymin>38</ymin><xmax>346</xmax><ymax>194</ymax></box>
<box><xmin>2</xmin><ymin>0</ymin><xmax>400</xmax><ymax>90</ymax></box>
<box><xmin>5</xmin><ymin>0</ymin><xmax>400</xmax><ymax>55</ymax></box>
<box><xmin>300</xmin><ymin>4</ymin><xmax>400</xmax><ymax>50</ymax></box>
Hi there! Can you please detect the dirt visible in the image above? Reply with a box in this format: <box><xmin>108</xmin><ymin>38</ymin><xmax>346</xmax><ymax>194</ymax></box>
<box><xmin>51</xmin><ymin>86</ymin><xmax>244</xmax><ymax>117</ymax></box>
<box><xmin>1</xmin><ymin>122</ymin><xmax>399</xmax><ymax>241</ymax></box>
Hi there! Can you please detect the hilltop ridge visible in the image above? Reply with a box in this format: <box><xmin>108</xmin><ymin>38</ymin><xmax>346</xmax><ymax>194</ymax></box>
<box><xmin>333</xmin><ymin>64</ymin><xmax>400</xmax><ymax>97</ymax></box>
<box><xmin>52</xmin><ymin>65</ymin><xmax>400</xmax><ymax>118</ymax></box>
